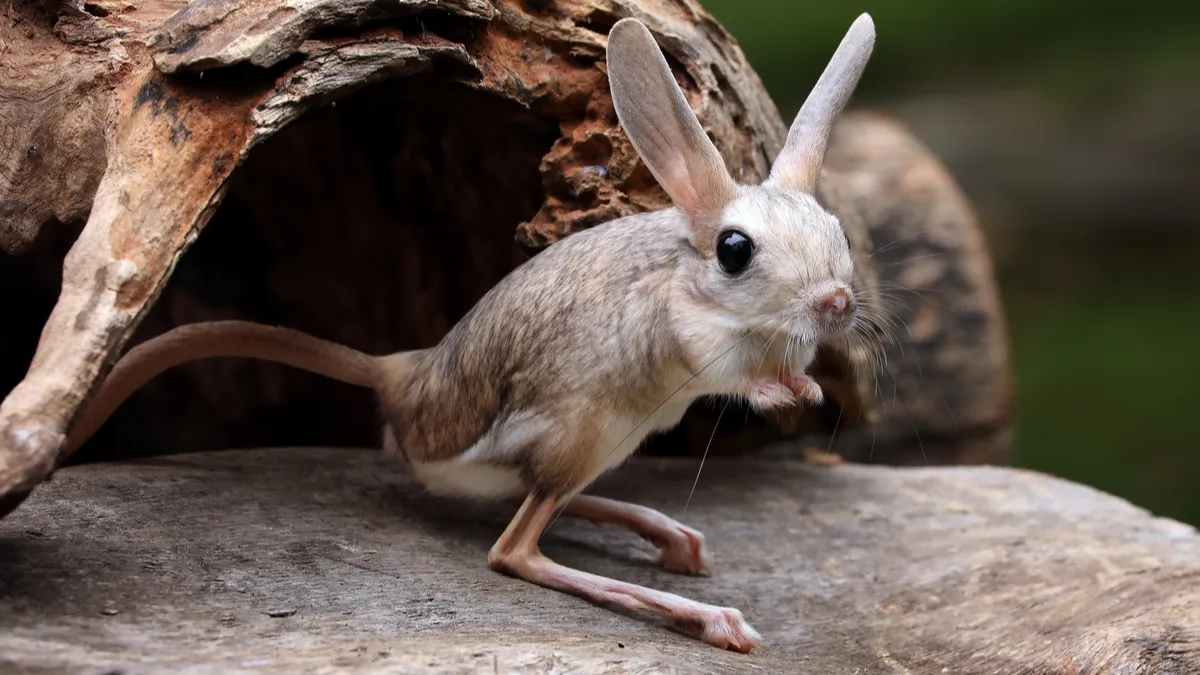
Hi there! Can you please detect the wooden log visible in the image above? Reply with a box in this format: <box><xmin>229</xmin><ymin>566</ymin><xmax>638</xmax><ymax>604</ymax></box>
<box><xmin>0</xmin><ymin>0</ymin><xmax>1011</xmax><ymax>516</ymax></box>
<box><xmin>1</xmin><ymin>447</ymin><xmax>1197</xmax><ymax>673</ymax></box>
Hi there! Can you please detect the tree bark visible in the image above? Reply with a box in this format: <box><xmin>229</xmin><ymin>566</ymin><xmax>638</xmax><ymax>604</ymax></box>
<box><xmin>0</xmin><ymin>0</ymin><xmax>1011</xmax><ymax>514</ymax></box>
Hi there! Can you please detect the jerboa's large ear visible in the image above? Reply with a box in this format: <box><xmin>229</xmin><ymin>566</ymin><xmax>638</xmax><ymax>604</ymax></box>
<box><xmin>766</xmin><ymin>13</ymin><xmax>876</xmax><ymax>194</ymax></box>
<box><xmin>607</xmin><ymin>18</ymin><xmax>737</xmax><ymax>223</ymax></box>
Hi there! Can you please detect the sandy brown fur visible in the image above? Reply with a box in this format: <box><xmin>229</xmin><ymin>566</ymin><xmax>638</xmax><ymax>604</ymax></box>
<box><xmin>380</xmin><ymin>208</ymin><xmax>699</xmax><ymax>492</ymax></box>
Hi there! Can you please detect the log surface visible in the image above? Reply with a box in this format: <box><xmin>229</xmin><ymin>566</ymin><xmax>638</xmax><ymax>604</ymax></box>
<box><xmin>2</xmin><ymin>447</ymin><xmax>1197</xmax><ymax>674</ymax></box>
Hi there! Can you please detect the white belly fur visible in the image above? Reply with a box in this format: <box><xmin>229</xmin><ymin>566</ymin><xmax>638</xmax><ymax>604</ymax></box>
<box><xmin>410</xmin><ymin>460</ymin><xmax>525</xmax><ymax>500</ymax></box>
<box><xmin>594</xmin><ymin>396</ymin><xmax>695</xmax><ymax>475</ymax></box>
<box><xmin>402</xmin><ymin>396</ymin><xmax>698</xmax><ymax>501</ymax></box>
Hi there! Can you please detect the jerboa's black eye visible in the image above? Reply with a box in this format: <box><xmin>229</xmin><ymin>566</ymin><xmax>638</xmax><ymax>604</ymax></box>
<box><xmin>716</xmin><ymin>229</ymin><xmax>754</xmax><ymax>274</ymax></box>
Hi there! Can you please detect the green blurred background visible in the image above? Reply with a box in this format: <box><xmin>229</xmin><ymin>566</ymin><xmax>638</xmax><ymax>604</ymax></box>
<box><xmin>702</xmin><ymin>1</ymin><xmax>1200</xmax><ymax>525</ymax></box>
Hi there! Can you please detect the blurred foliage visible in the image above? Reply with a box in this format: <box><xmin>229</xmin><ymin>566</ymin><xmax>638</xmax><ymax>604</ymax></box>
<box><xmin>703</xmin><ymin>0</ymin><xmax>1200</xmax><ymax>110</ymax></box>
<box><xmin>703</xmin><ymin>0</ymin><xmax>1200</xmax><ymax>526</ymax></box>
<box><xmin>1002</xmin><ymin>237</ymin><xmax>1200</xmax><ymax>525</ymax></box>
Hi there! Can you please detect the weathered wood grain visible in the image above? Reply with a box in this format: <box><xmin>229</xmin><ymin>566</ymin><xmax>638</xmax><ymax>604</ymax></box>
<box><xmin>147</xmin><ymin>0</ymin><xmax>496</xmax><ymax>73</ymax></box>
<box><xmin>2</xmin><ymin>447</ymin><xmax>1197</xmax><ymax>674</ymax></box>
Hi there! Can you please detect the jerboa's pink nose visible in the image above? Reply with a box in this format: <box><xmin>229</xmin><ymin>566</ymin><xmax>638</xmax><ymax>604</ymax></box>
<box><xmin>821</xmin><ymin>289</ymin><xmax>851</xmax><ymax>316</ymax></box>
